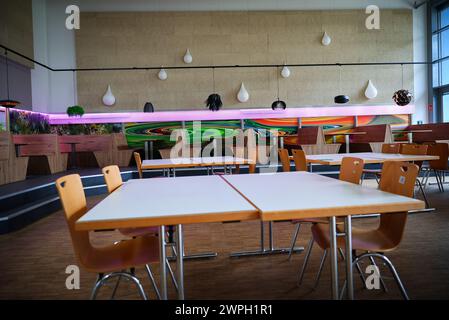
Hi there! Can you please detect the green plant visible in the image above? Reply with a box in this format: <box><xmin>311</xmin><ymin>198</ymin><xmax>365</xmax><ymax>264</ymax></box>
<box><xmin>66</xmin><ymin>105</ymin><xmax>85</xmax><ymax>117</ymax></box>
<box><xmin>9</xmin><ymin>110</ymin><xmax>50</xmax><ymax>134</ymax></box>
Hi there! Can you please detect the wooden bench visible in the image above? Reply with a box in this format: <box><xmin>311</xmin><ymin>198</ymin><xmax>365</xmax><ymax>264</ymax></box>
<box><xmin>350</xmin><ymin>124</ymin><xmax>394</xmax><ymax>153</ymax></box>
<box><xmin>407</xmin><ymin>122</ymin><xmax>449</xmax><ymax>143</ymax></box>
<box><xmin>0</xmin><ymin>133</ymin><xmax>29</xmax><ymax>185</ymax></box>
<box><xmin>286</xmin><ymin>126</ymin><xmax>341</xmax><ymax>155</ymax></box>
<box><xmin>12</xmin><ymin>134</ymin><xmax>67</xmax><ymax>175</ymax></box>
<box><xmin>59</xmin><ymin>135</ymin><xmax>113</xmax><ymax>169</ymax></box>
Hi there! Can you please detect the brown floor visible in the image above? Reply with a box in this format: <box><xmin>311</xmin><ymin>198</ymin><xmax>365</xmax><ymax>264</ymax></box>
<box><xmin>0</xmin><ymin>180</ymin><xmax>448</xmax><ymax>300</ymax></box>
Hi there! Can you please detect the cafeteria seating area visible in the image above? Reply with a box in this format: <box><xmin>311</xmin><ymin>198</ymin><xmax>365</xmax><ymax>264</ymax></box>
<box><xmin>1</xmin><ymin>0</ymin><xmax>449</xmax><ymax>304</ymax></box>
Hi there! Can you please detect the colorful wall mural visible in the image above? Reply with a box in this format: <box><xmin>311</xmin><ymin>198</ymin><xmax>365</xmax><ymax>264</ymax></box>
<box><xmin>124</xmin><ymin>114</ymin><xmax>410</xmax><ymax>149</ymax></box>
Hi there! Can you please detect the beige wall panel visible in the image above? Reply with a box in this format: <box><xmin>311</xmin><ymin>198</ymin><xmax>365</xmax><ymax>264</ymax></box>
<box><xmin>76</xmin><ymin>10</ymin><xmax>413</xmax><ymax>112</ymax></box>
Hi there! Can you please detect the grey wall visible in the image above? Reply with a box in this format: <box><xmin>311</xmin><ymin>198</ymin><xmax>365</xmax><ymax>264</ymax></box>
<box><xmin>0</xmin><ymin>57</ymin><xmax>32</xmax><ymax>110</ymax></box>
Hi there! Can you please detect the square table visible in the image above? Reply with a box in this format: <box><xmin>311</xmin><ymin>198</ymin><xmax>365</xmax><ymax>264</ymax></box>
<box><xmin>76</xmin><ymin>175</ymin><xmax>259</xmax><ymax>300</ymax></box>
<box><xmin>221</xmin><ymin>171</ymin><xmax>425</xmax><ymax>299</ymax></box>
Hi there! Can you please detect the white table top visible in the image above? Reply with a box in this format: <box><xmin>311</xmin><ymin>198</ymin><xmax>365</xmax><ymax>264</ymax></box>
<box><xmin>304</xmin><ymin>152</ymin><xmax>439</xmax><ymax>165</ymax></box>
<box><xmin>142</xmin><ymin>156</ymin><xmax>253</xmax><ymax>169</ymax></box>
<box><xmin>76</xmin><ymin>175</ymin><xmax>258</xmax><ymax>231</ymax></box>
<box><xmin>221</xmin><ymin>171</ymin><xmax>424</xmax><ymax>221</ymax></box>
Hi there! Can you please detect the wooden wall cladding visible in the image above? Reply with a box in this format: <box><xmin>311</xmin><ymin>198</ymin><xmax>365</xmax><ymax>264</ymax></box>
<box><xmin>0</xmin><ymin>133</ymin><xmax>28</xmax><ymax>185</ymax></box>
<box><xmin>75</xmin><ymin>10</ymin><xmax>414</xmax><ymax>112</ymax></box>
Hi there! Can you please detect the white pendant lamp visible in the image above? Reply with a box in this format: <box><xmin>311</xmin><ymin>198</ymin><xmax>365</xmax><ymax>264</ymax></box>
<box><xmin>158</xmin><ymin>67</ymin><xmax>168</xmax><ymax>80</ymax></box>
<box><xmin>102</xmin><ymin>85</ymin><xmax>116</xmax><ymax>106</ymax></box>
<box><xmin>237</xmin><ymin>82</ymin><xmax>249</xmax><ymax>103</ymax></box>
<box><xmin>364</xmin><ymin>80</ymin><xmax>378</xmax><ymax>99</ymax></box>
<box><xmin>183</xmin><ymin>49</ymin><xmax>193</xmax><ymax>64</ymax></box>
<box><xmin>321</xmin><ymin>31</ymin><xmax>331</xmax><ymax>46</ymax></box>
<box><xmin>281</xmin><ymin>65</ymin><xmax>291</xmax><ymax>78</ymax></box>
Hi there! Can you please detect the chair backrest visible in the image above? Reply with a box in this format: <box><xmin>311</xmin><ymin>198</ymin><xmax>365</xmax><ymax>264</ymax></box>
<box><xmin>377</xmin><ymin>161</ymin><xmax>419</xmax><ymax>250</ymax></box>
<box><xmin>426</xmin><ymin>142</ymin><xmax>449</xmax><ymax>170</ymax></box>
<box><xmin>55</xmin><ymin>174</ymin><xmax>91</xmax><ymax>268</ymax></box>
<box><xmin>102</xmin><ymin>165</ymin><xmax>123</xmax><ymax>193</ymax></box>
<box><xmin>339</xmin><ymin>157</ymin><xmax>364</xmax><ymax>184</ymax></box>
<box><xmin>400</xmin><ymin>143</ymin><xmax>428</xmax><ymax>169</ymax></box>
<box><xmin>278</xmin><ymin>149</ymin><xmax>291</xmax><ymax>172</ymax></box>
<box><xmin>400</xmin><ymin>143</ymin><xmax>428</xmax><ymax>155</ymax></box>
<box><xmin>381</xmin><ymin>143</ymin><xmax>400</xmax><ymax>154</ymax></box>
<box><xmin>292</xmin><ymin>149</ymin><xmax>307</xmax><ymax>171</ymax></box>
<box><xmin>134</xmin><ymin>152</ymin><xmax>143</xmax><ymax>179</ymax></box>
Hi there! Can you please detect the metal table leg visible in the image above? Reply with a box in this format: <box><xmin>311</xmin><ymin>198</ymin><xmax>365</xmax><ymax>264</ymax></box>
<box><xmin>175</xmin><ymin>225</ymin><xmax>185</xmax><ymax>300</ymax></box>
<box><xmin>329</xmin><ymin>216</ymin><xmax>339</xmax><ymax>300</ymax></box>
<box><xmin>344</xmin><ymin>216</ymin><xmax>354</xmax><ymax>300</ymax></box>
<box><xmin>230</xmin><ymin>221</ymin><xmax>304</xmax><ymax>257</ymax></box>
<box><xmin>159</xmin><ymin>225</ymin><xmax>168</xmax><ymax>300</ymax></box>
<box><xmin>345</xmin><ymin>135</ymin><xmax>350</xmax><ymax>153</ymax></box>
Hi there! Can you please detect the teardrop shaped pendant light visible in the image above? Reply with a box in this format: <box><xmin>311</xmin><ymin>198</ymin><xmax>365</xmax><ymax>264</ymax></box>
<box><xmin>183</xmin><ymin>49</ymin><xmax>193</xmax><ymax>64</ymax></box>
<box><xmin>158</xmin><ymin>67</ymin><xmax>168</xmax><ymax>80</ymax></box>
<box><xmin>334</xmin><ymin>66</ymin><xmax>350</xmax><ymax>104</ymax></box>
<box><xmin>281</xmin><ymin>65</ymin><xmax>291</xmax><ymax>78</ymax></box>
<box><xmin>237</xmin><ymin>82</ymin><xmax>249</xmax><ymax>103</ymax></box>
<box><xmin>364</xmin><ymin>80</ymin><xmax>378</xmax><ymax>99</ymax></box>
<box><xmin>321</xmin><ymin>31</ymin><xmax>331</xmax><ymax>46</ymax></box>
<box><xmin>102</xmin><ymin>85</ymin><xmax>116</xmax><ymax>106</ymax></box>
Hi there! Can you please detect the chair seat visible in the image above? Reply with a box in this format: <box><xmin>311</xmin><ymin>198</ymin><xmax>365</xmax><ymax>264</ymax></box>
<box><xmin>119</xmin><ymin>226</ymin><xmax>158</xmax><ymax>238</ymax></box>
<box><xmin>311</xmin><ymin>223</ymin><xmax>398</xmax><ymax>253</ymax></box>
<box><xmin>83</xmin><ymin>235</ymin><xmax>160</xmax><ymax>273</ymax></box>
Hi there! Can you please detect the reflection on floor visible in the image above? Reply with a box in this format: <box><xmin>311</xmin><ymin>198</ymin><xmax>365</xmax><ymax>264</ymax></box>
<box><xmin>0</xmin><ymin>179</ymin><xmax>448</xmax><ymax>300</ymax></box>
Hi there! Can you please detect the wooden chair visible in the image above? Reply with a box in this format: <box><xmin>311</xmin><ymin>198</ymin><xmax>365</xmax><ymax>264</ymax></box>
<box><xmin>309</xmin><ymin>161</ymin><xmax>419</xmax><ymax>299</ymax></box>
<box><xmin>362</xmin><ymin>143</ymin><xmax>402</xmax><ymax>183</ymax></box>
<box><xmin>55</xmin><ymin>174</ymin><xmax>160</xmax><ymax>300</ymax></box>
<box><xmin>423</xmin><ymin>143</ymin><xmax>449</xmax><ymax>192</ymax></box>
<box><xmin>102</xmin><ymin>165</ymin><xmax>158</xmax><ymax>238</ymax></box>
<box><xmin>292</xmin><ymin>149</ymin><xmax>307</xmax><ymax>171</ymax></box>
<box><xmin>134</xmin><ymin>152</ymin><xmax>143</xmax><ymax>179</ymax></box>
<box><xmin>278</xmin><ymin>149</ymin><xmax>291</xmax><ymax>172</ymax></box>
<box><xmin>400</xmin><ymin>143</ymin><xmax>430</xmax><ymax>207</ymax></box>
<box><xmin>288</xmin><ymin>157</ymin><xmax>364</xmax><ymax>265</ymax></box>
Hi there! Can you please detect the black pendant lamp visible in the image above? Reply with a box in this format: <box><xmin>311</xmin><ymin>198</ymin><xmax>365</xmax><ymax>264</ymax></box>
<box><xmin>392</xmin><ymin>64</ymin><xmax>413</xmax><ymax>106</ymax></box>
<box><xmin>206</xmin><ymin>68</ymin><xmax>222</xmax><ymax>111</ymax></box>
<box><xmin>334</xmin><ymin>65</ymin><xmax>350</xmax><ymax>104</ymax></box>
<box><xmin>271</xmin><ymin>66</ymin><xmax>287</xmax><ymax>110</ymax></box>
<box><xmin>0</xmin><ymin>50</ymin><xmax>21</xmax><ymax>108</ymax></box>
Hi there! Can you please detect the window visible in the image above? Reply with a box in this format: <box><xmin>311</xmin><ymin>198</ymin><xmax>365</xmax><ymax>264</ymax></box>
<box><xmin>443</xmin><ymin>93</ymin><xmax>449</xmax><ymax>122</ymax></box>
<box><xmin>431</xmin><ymin>1</ymin><xmax>449</xmax><ymax>122</ymax></box>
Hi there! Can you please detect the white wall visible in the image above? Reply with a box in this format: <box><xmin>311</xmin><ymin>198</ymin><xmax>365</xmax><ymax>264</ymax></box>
<box><xmin>31</xmin><ymin>0</ymin><xmax>77</xmax><ymax>113</ymax></box>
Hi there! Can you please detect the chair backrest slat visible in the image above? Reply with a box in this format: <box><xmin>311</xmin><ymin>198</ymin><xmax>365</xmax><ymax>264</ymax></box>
<box><xmin>102</xmin><ymin>165</ymin><xmax>123</xmax><ymax>193</ymax></box>
<box><xmin>134</xmin><ymin>152</ymin><xmax>143</xmax><ymax>178</ymax></box>
<box><xmin>55</xmin><ymin>174</ymin><xmax>91</xmax><ymax>268</ymax></box>
<box><xmin>278</xmin><ymin>149</ymin><xmax>290</xmax><ymax>172</ymax></box>
<box><xmin>339</xmin><ymin>157</ymin><xmax>364</xmax><ymax>184</ymax></box>
<box><xmin>292</xmin><ymin>149</ymin><xmax>307</xmax><ymax>171</ymax></box>
<box><xmin>377</xmin><ymin>161</ymin><xmax>419</xmax><ymax>250</ymax></box>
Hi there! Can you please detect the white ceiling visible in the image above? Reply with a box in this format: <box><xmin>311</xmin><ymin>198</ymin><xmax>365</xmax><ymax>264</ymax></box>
<box><xmin>76</xmin><ymin>0</ymin><xmax>419</xmax><ymax>12</ymax></box>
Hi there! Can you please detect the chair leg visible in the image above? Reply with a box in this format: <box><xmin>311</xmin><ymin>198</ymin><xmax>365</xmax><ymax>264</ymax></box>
<box><xmin>338</xmin><ymin>248</ymin><xmax>345</xmax><ymax>261</ymax></box>
<box><xmin>368</xmin><ymin>256</ymin><xmax>388</xmax><ymax>293</ymax></box>
<box><xmin>145</xmin><ymin>264</ymin><xmax>161</xmax><ymax>300</ymax></box>
<box><xmin>91</xmin><ymin>272</ymin><xmax>148</xmax><ymax>300</ymax></box>
<box><xmin>313</xmin><ymin>249</ymin><xmax>327</xmax><ymax>290</ymax></box>
<box><xmin>297</xmin><ymin>237</ymin><xmax>314</xmax><ymax>285</ymax></box>
<box><xmin>166</xmin><ymin>259</ymin><xmax>179</xmax><ymax>292</ymax></box>
<box><xmin>435</xmin><ymin>170</ymin><xmax>445</xmax><ymax>192</ymax></box>
<box><xmin>288</xmin><ymin>224</ymin><xmax>301</xmax><ymax>261</ymax></box>
<box><xmin>110</xmin><ymin>271</ymin><xmax>124</xmax><ymax>300</ymax></box>
<box><xmin>416</xmin><ymin>179</ymin><xmax>430</xmax><ymax>208</ymax></box>
<box><xmin>352</xmin><ymin>253</ymin><xmax>409</xmax><ymax>300</ymax></box>
<box><xmin>423</xmin><ymin>169</ymin><xmax>431</xmax><ymax>189</ymax></box>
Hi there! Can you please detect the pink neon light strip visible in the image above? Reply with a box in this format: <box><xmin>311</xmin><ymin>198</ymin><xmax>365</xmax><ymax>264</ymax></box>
<box><xmin>1</xmin><ymin>105</ymin><xmax>414</xmax><ymax>125</ymax></box>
